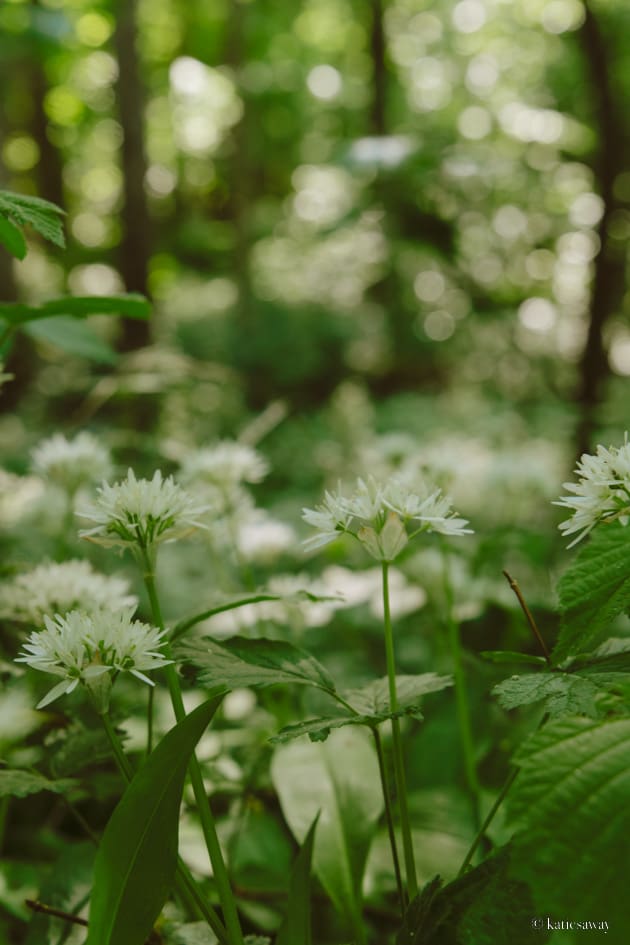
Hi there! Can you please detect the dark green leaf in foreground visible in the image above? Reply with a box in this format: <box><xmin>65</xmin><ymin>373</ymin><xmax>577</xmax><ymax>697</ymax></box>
<box><xmin>0</xmin><ymin>769</ymin><xmax>78</xmax><ymax>798</ymax></box>
<box><xmin>480</xmin><ymin>650</ymin><xmax>547</xmax><ymax>667</ymax></box>
<box><xmin>0</xmin><ymin>293</ymin><xmax>151</xmax><ymax>326</ymax></box>
<box><xmin>508</xmin><ymin>716</ymin><xmax>630</xmax><ymax>934</ymax></box>
<box><xmin>85</xmin><ymin>696</ymin><xmax>222</xmax><ymax>945</ymax></box>
<box><xmin>178</xmin><ymin>635</ymin><xmax>336</xmax><ymax>692</ymax></box>
<box><xmin>555</xmin><ymin>523</ymin><xmax>630</xmax><ymax>662</ymax></box>
<box><xmin>275</xmin><ymin>814</ymin><xmax>319</xmax><ymax>945</ymax></box>
<box><xmin>396</xmin><ymin>849</ymin><xmax>542</xmax><ymax>945</ymax></box>
<box><xmin>0</xmin><ymin>214</ymin><xmax>27</xmax><ymax>259</ymax></box>
<box><xmin>0</xmin><ymin>189</ymin><xmax>65</xmax><ymax>248</ymax></box>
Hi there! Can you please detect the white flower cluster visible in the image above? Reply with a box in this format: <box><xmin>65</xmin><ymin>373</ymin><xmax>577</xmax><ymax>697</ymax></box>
<box><xmin>31</xmin><ymin>432</ymin><xmax>112</xmax><ymax>495</ymax></box>
<box><xmin>554</xmin><ymin>438</ymin><xmax>630</xmax><ymax>546</ymax></box>
<box><xmin>79</xmin><ymin>469</ymin><xmax>208</xmax><ymax>552</ymax></box>
<box><xmin>179</xmin><ymin>442</ymin><xmax>269</xmax><ymax>488</ymax></box>
<box><xmin>0</xmin><ymin>560</ymin><xmax>137</xmax><ymax>624</ymax></box>
<box><xmin>302</xmin><ymin>475</ymin><xmax>472</xmax><ymax>561</ymax></box>
<box><xmin>15</xmin><ymin>607</ymin><xmax>171</xmax><ymax>709</ymax></box>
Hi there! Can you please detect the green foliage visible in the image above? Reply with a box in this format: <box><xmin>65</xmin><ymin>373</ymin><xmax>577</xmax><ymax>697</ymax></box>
<box><xmin>555</xmin><ymin>523</ymin><xmax>630</xmax><ymax>662</ymax></box>
<box><xmin>0</xmin><ymin>215</ymin><xmax>27</xmax><ymax>260</ymax></box>
<box><xmin>271</xmin><ymin>728</ymin><xmax>383</xmax><ymax>941</ymax></box>
<box><xmin>179</xmin><ymin>635</ymin><xmax>337</xmax><ymax>693</ymax></box>
<box><xmin>493</xmin><ymin>670</ymin><xmax>608</xmax><ymax>718</ymax></box>
<box><xmin>508</xmin><ymin>717</ymin><xmax>630</xmax><ymax>938</ymax></box>
<box><xmin>0</xmin><ymin>769</ymin><xmax>77</xmax><ymax>798</ymax></box>
<box><xmin>0</xmin><ymin>190</ymin><xmax>65</xmax><ymax>252</ymax></box>
<box><xmin>85</xmin><ymin>697</ymin><xmax>222</xmax><ymax>945</ymax></box>
<box><xmin>271</xmin><ymin>674</ymin><xmax>453</xmax><ymax>744</ymax></box>
<box><xmin>23</xmin><ymin>316</ymin><xmax>117</xmax><ymax>363</ymax></box>
<box><xmin>0</xmin><ymin>294</ymin><xmax>151</xmax><ymax>326</ymax></box>
<box><xmin>275</xmin><ymin>814</ymin><xmax>319</xmax><ymax>945</ymax></box>
<box><xmin>24</xmin><ymin>842</ymin><xmax>95</xmax><ymax>945</ymax></box>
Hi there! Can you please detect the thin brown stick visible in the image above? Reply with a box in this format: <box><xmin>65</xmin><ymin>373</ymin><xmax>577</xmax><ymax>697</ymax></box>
<box><xmin>25</xmin><ymin>900</ymin><xmax>88</xmax><ymax>927</ymax></box>
<box><xmin>502</xmin><ymin>570</ymin><xmax>553</xmax><ymax>667</ymax></box>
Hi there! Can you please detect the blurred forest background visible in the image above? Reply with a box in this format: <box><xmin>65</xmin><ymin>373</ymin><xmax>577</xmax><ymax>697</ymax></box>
<box><xmin>2</xmin><ymin>0</ymin><xmax>630</xmax><ymax>643</ymax></box>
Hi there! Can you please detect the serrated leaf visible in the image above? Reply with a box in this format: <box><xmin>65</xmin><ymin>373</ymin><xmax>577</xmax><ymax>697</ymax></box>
<box><xmin>275</xmin><ymin>814</ymin><xmax>319</xmax><ymax>945</ymax></box>
<box><xmin>270</xmin><ymin>714</ymin><xmax>377</xmax><ymax>745</ymax></box>
<box><xmin>555</xmin><ymin>523</ymin><xmax>630</xmax><ymax>662</ymax></box>
<box><xmin>85</xmin><ymin>696</ymin><xmax>222</xmax><ymax>945</ymax></box>
<box><xmin>178</xmin><ymin>636</ymin><xmax>336</xmax><ymax>693</ymax></box>
<box><xmin>0</xmin><ymin>769</ymin><xmax>78</xmax><ymax>798</ymax></box>
<box><xmin>23</xmin><ymin>316</ymin><xmax>117</xmax><ymax>363</ymax></box>
<box><xmin>0</xmin><ymin>293</ymin><xmax>151</xmax><ymax>326</ymax></box>
<box><xmin>508</xmin><ymin>717</ymin><xmax>630</xmax><ymax>931</ymax></box>
<box><xmin>271</xmin><ymin>728</ymin><xmax>383</xmax><ymax>940</ymax></box>
<box><xmin>344</xmin><ymin>674</ymin><xmax>453</xmax><ymax>715</ymax></box>
<box><xmin>493</xmin><ymin>672</ymin><xmax>602</xmax><ymax>718</ymax></box>
<box><xmin>49</xmin><ymin>723</ymin><xmax>113</xmax><ymax>779</ymax></box>
<box><xmin>0</xmin><ymin>214</ymin><xmax>27</xmax><ymax>259</ymax></box>
<box><xmin>0</xmin><ymin>189</ymin><xmax>65</xmax><ymax>248</ymax></box>
<box><xmin>396</xmin><ymin>849</ymin><xmax>540</xmax><ymax>945</ymax></box>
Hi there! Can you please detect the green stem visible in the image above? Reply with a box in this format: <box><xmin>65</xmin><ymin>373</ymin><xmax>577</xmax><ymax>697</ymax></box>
<box><xmin>146</xmin><ymin>683</ymin><xmax>154</xmax><ymax>755</ymax></box>
<box><xmin>100</xmin><ymin>711</ymin><xmax>229</xmax><ymax>943</ymax></box>
<box><xmin>382</xmin><ymin>561</ymin><xmax>418</xmax><ymax>901</ymax></box>
<box><xmin>457</xmin><ymin>766</ymin><xmax>519</xmax><ymax>877</ymax></box>
<box><xmin>442</xmin><ymin>545</ymin><xmax>482</xmax><ymax>831</ymax></box>
<box><xmin>143</xmin><ymin>563</ymin><xmax>244</xmax><ymax>945</ymax></box>
<box><xmin>0</xmin><ymin>796</ymin><xmax>9</xmax><ymax>855</ymax></box>
<box><xmin>372</xmin><ymin>727</ymin><xmax>406</xmax><ymax>915</ymax></box>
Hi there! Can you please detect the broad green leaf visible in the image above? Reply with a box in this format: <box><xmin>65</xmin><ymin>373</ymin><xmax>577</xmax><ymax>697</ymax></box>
<box><xmin>493</xmin><ymin>671</ymin><xmax>603</xmax><ymax>718</ymax></box>
<box><xmin>270</xmin><ymin>714</ymin><xmax>376</xmax><ymax>745</ymax></box>
<box><xmin>275</xmin><ymin>814</ymin><xmax>319</xmax><ymax>945</ymax></box>
<box><xmin>0</xmin><ymin>214</ymin><xmax>27</xmax><ymax>259</ymax></box>
<box><xmin>508</xmin><ymin>717</ymin><xmax>630</xmax><ymax>933</ymax></box>
<box><xmin>480</xmin><ymin>650</ymin><xmax>547</xmax><ymax>667</ymax></box>
<box><xmin>271</xmin><ymin>728</ymin><xmax>383</xmax><ymax>939</ymax></box>
<box><xmin>397</xmin><ymin>849</ymin><xmax>542</xmax><ymax>945</ymax></box>
<box><xmin>85</xmin><ymin>696</ymin><xmax>222</xmax><ymax>945</ymax></box>
<box><xmin>23</xmin><ymin>316</ymin><xmax>117</xmax><ymax>364</ymax></box>
<box><xmin>555</xmin><ymin>523</ymin><xmax>630</xmax><ymax>662</ymax></box>
<box><xmin>178</xmin><ymin>636</ymin><xmax>336</xmax><ymax>693</ymax></box>
<box><xmin>0</xmin><ymin>769</ymin><xmax>78</xmax><ymax>798</ymax></box>
<box><xmin>0</xmin><ymin>189</ymin><xmax>65</xmax><ymax>248</ymax></box>
<box><xmin>0</xmin><ymin>293</ymin><xmax>151</xmax><ymax>326</ymax></box>
<box><xmin>344</xmin><ymin>674</ymin><xmax>453</xmax><ymax>715</ymax></box>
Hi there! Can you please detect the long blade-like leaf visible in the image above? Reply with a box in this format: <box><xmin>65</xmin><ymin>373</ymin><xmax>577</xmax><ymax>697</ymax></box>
<box><xmin>275</xmin><ymin>814</ymin><xmax>319</xmax><ymax>945</ymax></box>
<box><xmin>85</xmin><ymin>697</ymin><xmax>222</xmax><ymax>945</ymax></box>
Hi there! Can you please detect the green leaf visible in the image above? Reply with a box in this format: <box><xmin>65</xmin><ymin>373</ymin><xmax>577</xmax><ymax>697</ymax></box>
<box><xmin>0</xmin><ymin>769</ymin><xmax>78</xmax><ymax>798</ymax></box>
<box><xmin>271</xmin><ymin>728</ymin><xmax>383</xmax><ymax>939</ymax></box>
<box><xmin>397</xmin><ymin>849</ymin><xmax>543</xmax><ymax>945</ymax></box>
<box><xmin>85</xmin><ymin>696</ymin><xmax>222</xmax><ymax>945</ymax></box>
<box><xmin>555</xmin><ymin>523</ymin><xmax>630</xmax><ymax>662</ymax></box>
<box><xmin>23</xmin><ymin>316</ymin><xmax>117</xmax><ymax>363</ymax></box>
<box><xmin>275</xmin><ymin>814</ymin><xmax>319</xmax><ymax>945</ymax></box>
<box><xmin>271</xmin><ymin>714</ymin><xmax>373</xmax><ymax>745</ymax></box>
<box><xmin>25</xmin><ymin>842</ymin><xmax>94</xmax><ymax>945</ymax></box>
<box><xmin>493</xmin><ymin>672</ymin><xmax>603</xmax><ymax>718</ymax></box>
<box><xmin>0</xmin><ymin>293</ymin><xmax>151</xmax><ymax>326</ymax></box>
<box><xmin>0</xmin><ymin>189</ymin><xmax>65</xmax><ymax>248</ymax></box>
<box><xmin>0</xmin><ymin>214</ymin><xmax>27</xmax><ymax>259</ymax></box>
<box><xmin>480</xmin><ymin>650</ymin><xmax>548</xmax><ymax>667</ymax></box>
<box><xmin>508</xmin><ymin>717</ymin><xmax>630</xmax><ymax>931</ymax></box>
<box><xmin>344</xmin><ymin>674</ymin><xmax>453</xmax><ymax>715</ymax></box>
<box><xmin>178</xmin><ymin>636</ymin><xmax>336</xmax><ymax>693</ymax></box>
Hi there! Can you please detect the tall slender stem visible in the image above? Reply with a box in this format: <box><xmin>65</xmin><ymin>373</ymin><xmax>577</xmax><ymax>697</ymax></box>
<box><xmin>143</xmin><ymin>562</ymin><xmax>244</xmax><ymax>945</ymax></box>
<box><xmin>457</xmin><ymin>766</ymin><xmax>519</xmax><ymax>877</ymax></box>
<box><xmin>100</xmin><ymin>710</ymin><xmax>229</xmax><ymax>944</ymax></box>
<box><xmin>442</xmin><ymin>545</ymin><xmax>482</xmax><ymax>831</ymax></box>
<box><xmin>381</xmin><ymin>561</ymin><xmax>418</xmax><ymax>901</ymax></box>
<box><xmin>372</xmin><ymin>727</ymin><xmax>405</xmax><ymax>914</ymax></box>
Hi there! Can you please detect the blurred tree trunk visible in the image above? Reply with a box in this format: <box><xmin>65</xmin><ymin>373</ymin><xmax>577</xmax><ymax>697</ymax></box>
<box><xmin>113</xmin><ymin>0</ymin><xmax>151</xmax><ymax>350</ymax></box>
<box><xmin>575</xmin><ymin>1</ymin><xmax>626</xmax><ymax>456</ymax></box>
<box><xmin>29</xmin><ymin>2</ymin><xmax>65</xmax><ymax>210</ymax></box>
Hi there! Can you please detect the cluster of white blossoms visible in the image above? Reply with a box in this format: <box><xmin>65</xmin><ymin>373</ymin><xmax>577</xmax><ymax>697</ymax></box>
<box><xmin>78</xmin><ymin>469</ymin><xmax>208</xmax><ymax>553</ymax></box>
<box><xmin>302</xmin><ymin>475</ymin><xmax>472</xmax><ymax>562</ymax></box>
<box><xmin>179</xmin><ymin>441</ymin><xmax>269</xmax><ymax>488</ymax></box>
<box><xmin>15</xmin><ymin>607</ymin><xmax>171</xmax><ymax>709</ymax></box>
<box><xmin>31</xmin><ymin>432</ymin><xmax>112</xmax><ymax>495</ymax></box>
<box><xmin>0</xmin><ymin>560</ymin><xmax>137</xmax><ymax>624</ymax></box>
<box><xmin>554</xmin><ymin>438</ymin><xmax>630</xmax><ymax>547</ymax></box>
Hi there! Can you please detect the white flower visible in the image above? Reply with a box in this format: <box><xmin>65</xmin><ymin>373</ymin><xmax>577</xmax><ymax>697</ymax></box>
<box><xmin>302</xmin><ymin>475</ymin><xmax>472</xmax><ymax>560</ymax></box>
<box><xmin>180</xmin><ymin>442</ymin><xmax>269</xmax><ymax>488</ymax></box>
<box><xmin>15</xmin><ymin>607</ymin><xmax>171</xmax><ymax>709</ymax></box>
<box><xmin>78</xmin><ymin>469</ymin><xmax>208</xmax><ymax>552</ymax></box>
<box><xmin>31</xmin><ymin>432</ymin><xmax>112</xmax><ymax>495</ymax></box>
<box><xmin>0</xmin><ymin>560</ymin><xmax>137</xmax><ymax>624</ymax></box>
<box><xmin>553</xmin><ymin>438</ymin><xmax>630</xmax><ymax>546</ymax></box>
